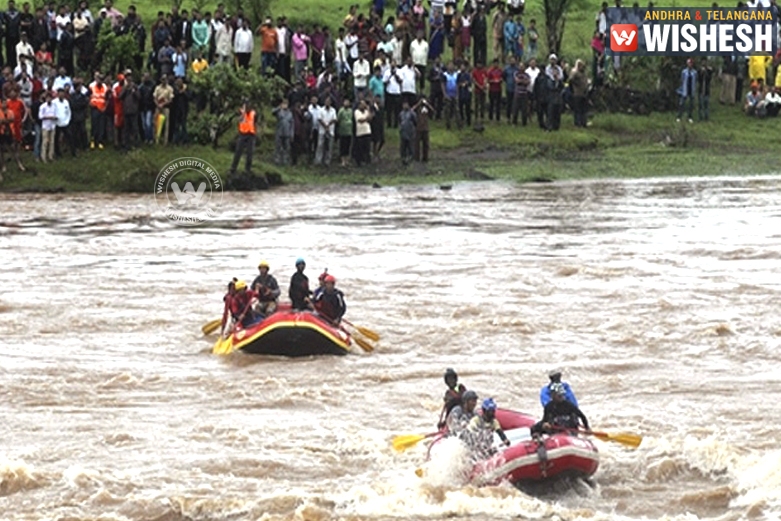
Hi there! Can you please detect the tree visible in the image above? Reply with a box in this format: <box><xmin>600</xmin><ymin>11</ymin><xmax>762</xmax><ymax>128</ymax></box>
<box><xmin>189</xmin><ymin>63</ymin><xmax>284</xmax><ymax>147</ymax></box>
<box><xmin>224</xmin><ymin>0</ymin><xmax>271</xmax><ymax>27</ymax></box>
<box><xmin>93</xmin><ymin>21</ymin><xmax>141</xmax><ymax>75</ymax></box>
<box><xmin>542</xmin><ymin>0</ymin><xmax>586</xmax><ymax>57</ymax></box>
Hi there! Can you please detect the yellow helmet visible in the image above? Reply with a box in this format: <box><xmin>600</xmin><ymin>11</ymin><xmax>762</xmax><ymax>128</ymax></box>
<box><xmin>234</xmin><ymin>280</ymin><xmax>247</xmax><ymax>291</ymax></box>
<box><xmin>258</xmin><ymin>260</ymin><xmax>270</xmax><ymax>269</ymax></box>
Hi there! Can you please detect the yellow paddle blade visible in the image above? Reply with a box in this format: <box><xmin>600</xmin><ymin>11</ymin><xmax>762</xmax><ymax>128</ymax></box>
<box><xmin>392</xmin><ymin>434</ymin><xmax>427</xmax><ymax>452</ymax></box>
<box><xmin>415</xmin><ymin>467</ymin><xmax>424</xmax><ymax>478</ymax></box>
<box><xmin>353</xmin><ymin>336</ymin><xmax>374</xmax><ymax>353</ymax></box>
<box><xmin>591</xmin><ymin>430</ymin><xmax>643</xmax><ymax>448</ymax></box>
<box><xmin>354</xmin><ymin>326</ymin><xmax>380</xmax><ymax>342</ymax></box>
<box><xmin>212</xmin><ymin>335</ymin><xmax>234</xmax><ymax>356</ymax></box>
<box><xmin>201</xmin><ymin>319</ymin><xmax>221</xmax><ymax>335</ymax></box>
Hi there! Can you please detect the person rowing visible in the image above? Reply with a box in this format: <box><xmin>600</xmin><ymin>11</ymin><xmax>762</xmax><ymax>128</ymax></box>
<box><xmin>463</xmin><ymin>398</ymin><xmax>511</xmax><ymax>460</ymax></box>
<box><xmin>220</xmin><ymin>278</ymin><xmax>238</xmax><ymax>335</ymax></box>
<box><xmin>252</xmin><ymin>260</ymin><xmax>281</xmax><ymax>315</ymax></box>
<box><xmin>530</xmin><ymin>383</ymin><xmax>590</xmax><ymax>439</ymax></box>
<box><xmin>228</xmin><ymin>280</ymin><xmax>263</xmax><ymax>330</ymax></box>
<box><xmin>313</xmin><ymin>274</ymin><xmax>346</xmax><ymax>324</ymax></box>
<box><xmin>446</xmin><ymin>389</ymin><xmax>478</xmax><ymax>436</ymax></box>
<box><xmin>540</xmin><ymin>369</ymin><xmax>579</xmax><ymax>407</ymax></box>
<box><xmin>437</xmin><ymin>368</ymin><xmax>466</xmax><ymax>429</ymax></box>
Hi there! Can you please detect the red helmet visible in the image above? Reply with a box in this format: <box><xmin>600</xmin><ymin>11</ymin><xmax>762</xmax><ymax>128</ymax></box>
<box><xmin>318</xmin><ymin>271</ymin><xmax>328</xmax><ymax>282</ymax></box>
<box><xmin>324</xmin><ymin>275</ymin><xmax>336</xmax><ymax>283</ymax></box>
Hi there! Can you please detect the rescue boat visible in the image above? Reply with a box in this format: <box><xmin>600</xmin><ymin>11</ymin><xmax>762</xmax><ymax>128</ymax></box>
<box><xmin>427</xmin><ymin>409</ymin><xmax>599</xmax><ymax>485</ymax></box>
<box><xmin>225</xmin><ymin>303</ymin><xmax>352</xmax><ymax>356</ymax></box>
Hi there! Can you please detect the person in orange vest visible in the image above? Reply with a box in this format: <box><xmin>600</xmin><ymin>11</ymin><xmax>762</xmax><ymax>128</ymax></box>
<box><xmin>88</xmin><ymin>71</ymin><xmax>109</xmax><ymax>149</ymax></box>
<box><xmin>229</xmin><ymin>99</ymin><xmax>258</xmax><ymax>175</ymax></box>
<box><xmin>111</xmin><ymin>73</ymin><xmax>126</xmax><ymax>148</ymax></box>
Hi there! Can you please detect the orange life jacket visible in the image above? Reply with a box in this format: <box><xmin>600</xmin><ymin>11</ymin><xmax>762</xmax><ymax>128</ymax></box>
<box><xmin>238</xmin><ymin>109</ymin><xmax>256</xmax><ymax>134</ymax></box>
<box><xmin>90</xmin><ymin>82</ymin><xmax>107</xmax><ymax>112</ymax></box>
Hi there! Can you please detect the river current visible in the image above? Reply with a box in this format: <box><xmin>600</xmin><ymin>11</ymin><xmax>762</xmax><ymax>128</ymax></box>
<box><xmin>1</xmin><ymin>176</ymin><xmax>780</xmax><ymax>521</ymax></box>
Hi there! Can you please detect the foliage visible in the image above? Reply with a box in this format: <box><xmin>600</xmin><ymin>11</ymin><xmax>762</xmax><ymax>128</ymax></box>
<box><xmin>94</xmin><ymin>22</ymin><xmax>142</xmax><ymax>75</ymax></box>
<box><xmin>189</xmin><ymin>63</ymin><xmax>284</xmax><ymax>146</ymax></box>
<box><xmin>542</xmin><ymin>0</ymin><xmax>586</xmax><ymax>56</ymax></box>
<box><xmin>224</xmin><ymin>0</ymin><xmax>271</xmax><ymax>27</ymax></box>
<box><xmin>191</xmin><ymin>0</ymin><xmax>210</xmax><ymax>13</ymax></box>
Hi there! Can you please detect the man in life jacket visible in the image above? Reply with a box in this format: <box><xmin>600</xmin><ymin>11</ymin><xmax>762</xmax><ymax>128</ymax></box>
<box><xmin>251</xmin><ymin>260</ymin><xmax>281</xmax><ymax>315</ymax></box>
<box><xmin>531</xmin><ymin>383</ymin><xmax>590</xmax><ymax>439</ymax></box>
<box><xmin>312</xmin><ymin>269</ymin><xmax>328</xmax><ymax>300</ymax></box>
<box><xmin>463</xmin><ymin>398</ymin><xmax>511</xmax><ymax>460</ymax></box>
<box><xmin>229</xmin><ymin>280</ymin><xmax>262</xmax><ymax>329</ymax></box>
<box><xmin>313</xmin><ymin>274</ymin><xmax>346</xmax><ymax>324</ymax></box>
<box><xmin>88</xmin><ymin>71</ymin><xmax>109</xmax><ymax>149</ymax></box>
<box><xmin>446</xmin><ymin>389</ymin><xmax>478</xmax><ymax>436</ymax></box>
<box><xmin>437</xmin><ymin>368</ymin><xmax>467</xmax><ymax>429</ymax></box>
<box><xmin>540</xmin><ymin>369</ymin><xmax>579</xmax><ymax>408</ymax></box>
<box><xmin>220</xmin><ymin>277</ymin><xmax>238</xmax><ymax>335</ymax></box>
<box><xmin>229</xmin><ymin>98</ymin><xmax>258</xmax><ymax>176</ymax></box>
<box><xmin>288</xmin><ymin>257</ymin><xmax>312</xmax><ymax>311</ymax></box>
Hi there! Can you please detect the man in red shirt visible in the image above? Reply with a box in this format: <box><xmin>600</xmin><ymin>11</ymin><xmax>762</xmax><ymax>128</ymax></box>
<box><xmin>471</xmin><ymin>61</ymin><xmax>487</xmax><ymax>128</ymax></box>
<box><xmin>486</xmin><ymin>58</ymin><xmax>503</xmax><ymax>122</ymax></box>
<box><xmin>229</xmin><ymin>280</ymin><xmax>262</xmax><ymax>329</ymax></box>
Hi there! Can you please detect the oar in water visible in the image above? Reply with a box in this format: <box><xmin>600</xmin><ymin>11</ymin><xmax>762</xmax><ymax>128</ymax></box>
<box><xmin>341</xmin><ymin>318</ymin><xmax>380</xmax><ymax>342</ymax></box>
<box><xmin>392</xmin><ymin>431</ymin><xmax>441</xmax><ymax>452</ymax></box>
<box><xmin>213</xmin><ymin>300</ymin><xmax>255</xmax><ymax>356</ymax></box>
<box><xmin>338</xmin><ymin>322</ymin><xmax>374</xmax><ymax>352</ymax></box>
<box><xmin>201</xmin><ymin>318</ymin><xmax>221</xmax><ymax>336</ymax></box>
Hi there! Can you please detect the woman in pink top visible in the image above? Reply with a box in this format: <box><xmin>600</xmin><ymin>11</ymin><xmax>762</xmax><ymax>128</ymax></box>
<box><xmin>292</xmin><ymin>26</ymin><xmax>311</xmax><ymax>80</ymax></box>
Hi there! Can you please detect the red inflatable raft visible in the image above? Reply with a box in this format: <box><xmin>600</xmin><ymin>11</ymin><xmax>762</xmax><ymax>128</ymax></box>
<box><xmin>427</xmin><ymin>409</ymin><xmax>599</xmax><ymax>485</ymax></box>
<box><xmin>226</xmin><ymin>303</ymin><xmax>352</xmax><ymax>356</ymax></box>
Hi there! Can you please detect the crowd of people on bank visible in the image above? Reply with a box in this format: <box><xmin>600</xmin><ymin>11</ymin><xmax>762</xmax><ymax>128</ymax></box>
<box><xmin>0</xmin><ymin>0</ymin><xmax>779</xmax><ymax>184</ymax></box>
<box><xmin>437</xmin><ymin>368</ymin><xmax>590</xmax><ymax>459</ymax></box>
<box><xmin>220</xmin><ymin>258</ymin><xmax>346</xmax><ymax>337</ymax></box>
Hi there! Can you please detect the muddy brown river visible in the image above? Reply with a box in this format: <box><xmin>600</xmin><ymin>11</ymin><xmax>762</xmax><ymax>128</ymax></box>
<box><xmin>1</xmin><ymin>176</ymin><xmax>780</xmax><ymax>521</ymax></box>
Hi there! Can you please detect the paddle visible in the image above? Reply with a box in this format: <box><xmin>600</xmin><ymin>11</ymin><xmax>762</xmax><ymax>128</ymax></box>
<box><xmin>392</xmin><ymin>431</ymin><xmax>441</xmax><ymax>452</ymax></box>
<box><xmin>337</xmin><ymin>322</ymin><xmax>374</xmax><ymax>352</ymax></box>
<box><xmin>584</xmin><ymin>429</ymin><xmax>642</xmax><ymax>448</ymax></box>
<box><xmin>550</xmin><ymin>425</ymin><xmax>642</xmax><ymax>448</ymax></box>
<box><xmin>201</xmin><ymin>318</ymin><xmax>221</xmax><ymax>336</ymax></box>
<box><xmin>341</xmin><ymin>318</ymin><xmax>380</xmax><ymax>342</ymax></box>
<box><xmin>213</xmin><ymin>299</ymin><xmax>255</xmax><ymax>356</ymax></box>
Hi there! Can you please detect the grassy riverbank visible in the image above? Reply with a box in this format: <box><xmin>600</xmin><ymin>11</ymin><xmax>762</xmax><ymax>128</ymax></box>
<box><xmin>2</xmin><ymin>100</ymin><xmax>778</xmax><ymax>193</ymax></box>
<box><xmin>0</xmin><ymin>0</ymin><xmax>779</xmax><ymax>193</ymax></box>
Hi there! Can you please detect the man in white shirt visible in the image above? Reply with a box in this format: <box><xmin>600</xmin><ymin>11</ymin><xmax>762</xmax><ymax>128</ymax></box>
<box><xmin>525</xmin><ymin>57</ymin><xmax>540</xmax><ymax>90</ymax></box>
<box><xmin>233</xmin><ymin>18</ymin><xmax>253</xmax><ymax>69</ymax></box>
<box><xmin>410</xmin><ymin>31</ymin><xmax>429</xmax><ymax>91</ymax></box>
<box><xmin>55</xmin><ymin>5</ymin><xmax>71</xmax><ymax>41</ymax></box>
<box><xmin>315</xmin><ymin>96</ymin><xmax>337</xmax><ymax>166</ymax></box>
<box><xmin>352</xmin><ymin>52</ymin><xmax>371</xmax><ymax>98</ymax></box>
<box><xmin>306</xmin><ymin>96</ymin><xmax>321</xmax><ymax>160</ymax></box>
<box><xmin>383</xmin><ymin>59</ymin><xmax>403</xmax><ymax>128</ymax></box>
<box><xmin>765</xmin><ymin>86</ymin><xmax>781</xmax><ymax>117</ymax></box>
<box><xmin>52</xmin><ymin>67</ymin><xmax>72</xmax><ymax>92</ymax></box>
<box><xmin>13</xmin><ymin>56</ymin><xmax>33</xmax><ymax>79</ymax></box>
<box><xmin>38</xmin><ymin>92</ymin><xmax>58</xmax><ymax>163</ymax></box>
<box><xmin>335</xmin><ymin>27</ymin><xmax>348</xmax><ymax>84</ymax></box>
<box><xmin>15</xmin><ymin>32</ymin><xmax>34</xmax><ymax>67</ymax></box>
<box><xmin>344</xmin><ymin>27</ymin><xmax>359</xmax><ymax>68</ymax></box>
<box><xmin>275</xmin><ymin>16</ymin><xmax>290</xmax><ymax>82</ymax></box>
<box><xmin>400</xmin><ymin>57</ymin><xmax>419</xmax><ymax>106</ymax></box>
<box><xmin>53</xmin><ymin>88</ymin><xmax>75</xmax><ymax>158</ymax></box>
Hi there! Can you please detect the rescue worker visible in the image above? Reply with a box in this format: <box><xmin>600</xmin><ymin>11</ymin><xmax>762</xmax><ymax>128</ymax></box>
<box><xmin>313</xmin><ymin>274</ymin><xmax>346</xmax><ymax>324</ymax></box>
<box><xmin>88</xmin><ymin>71</ymin><xmax>109</xmax><ymax>149</ymax></box>
<box><xmin>229</xmin><ymin>98</ymin><xmax>258</xmax><ymax>175</ymax></box>
<box><xmin>437</xmin><ymin>368</ymin><xmax>466</xmax><ymax>429</ymax></box>
<box><xmin>531</xmin><ymin>382</ymin><xmax>590</xmax><ymax>439</ymax></box>
<box><xmin>540</xmin><ymin>369</ymin><xmax>579</xmax><ymax>407</ymax></box>
<box><xmin>446</xmin><ymin>389</ymin><xmax>478</xmax><ymax>436</ymax></box>
<box><xmin>463</xmin><ymin>398</ymin><xmax>511</xmax><ymax>460</ymax></box>
<box><xmin>288</xmin><ymin>257</ymin><xmax>312</xmax><ymax>311</ymax></box>
<box><xmin>220</xmin><ymin>278</ymin><xmax>238</xmax><ymax>335</ymax></box>
<box><xmin>229</xmin><ymin>280</ymin><xmax>262</xmax><ymax>329</ymax></box>
<box><xmin>251</xmin><ymin>260</ymin><xmax>281</xmax><ymax>315</ymax></box>
<box><xmin>313</xmin><ymin>269</ymin><xmax>328</xmax><ymax>300</ymax></box>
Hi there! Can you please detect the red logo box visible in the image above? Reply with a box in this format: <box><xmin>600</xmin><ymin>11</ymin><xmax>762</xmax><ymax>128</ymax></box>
<box><xmin>610</xmin><ymin>24</ymin><xmax>639</xmax><ymax>52</ymax></box>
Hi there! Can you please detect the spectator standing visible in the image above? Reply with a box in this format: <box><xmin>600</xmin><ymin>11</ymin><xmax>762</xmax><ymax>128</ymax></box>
<box><xmin>384</xmin><ymin>59</ymin><xmax>402</xmax><ymax>127</ymax></box>
<box><xmin>229</xmin><ymin>99</ymin><xmax>258</xmax><ymax>174</ymax></box>
<box><xmin>272</xmin><ymin>99</ymin><xmax>293</xmax><ymax>165</ymax></box>
<box><xmin>472</xmin><ymin>60</ymin><xmax>487</xmax><ymax>126</ymax></box>
<box><xmin>413</xmin><ymin>96</ymin><xmax>432</xmax><ymax>162</ymax></box>
<box><xmin>353</xmin><ymin>52</ymin><xmax>371</xmax><ymax>100</ymax></box>
<box><xmin>491</xmin><ymin>3</ymin><xmax>506</xmax><ymax>62</ymax></box>
<box><xmin>502</xmin><ymin>55</ymin><xmax>518</xmax><ymax>121</ymax></box>
<box><xmin>315</xmin><ymin>96</ymin><xmax>336</xmax><ymax>165</ymax></box>
<box><xmin>428</xmin><ymin>57</ymin><xmax>444</xmax><ymax>119</ymax></box>
<box><xmin>292</xmin><ymin>26</ymin><xmax>310</xmax><ymax>80</ymax></box>
<box><xmin>400</xmin><ymin>56</ymin><xmax>419</xmax><ymax>106</ymax></box>
<box><xmin>53</xmin><ymin>87</ymin><xmax>75</xmax><ymax>158</ymax></box>
<box><xmin>215</xmin><ymin>17</ymin><xmax>233</xmax><ymax>63</ymax></box>
<box><xmin>698</xmin><ymin>58</ymin><xmax>713</xmax><ymax>121</ymax></box>
<box><xmin>676</xmin><ymin>58</ymin><xmax>697</xmax><ymax>123</ymax></box>
<box><xmin>410</xmin><ymin>30</ymin><xmax>428</xmax><ymax>91</ymax></box>
<box><xmin>442</xmin><ymin>61</ymin><xmax>459</xmax><ymax>129</ymax></box>
<box><xmin>37</xmin><ymin>91</ymin><xmax>57</xmax><ymax>163</ymax></box>
<box><xmin>170</xmin><ymin>78</ymin><xmax>189</xmax><ymax>144</ymax></box>
<box><xmin>138</xmin><ymin>72</ymin><xmax>155</xmax><ymax>143</ymax></box>
<box><xmin>88</xmin><ymin>72</ymin><xmax>109</xmax><ymax>149</ymax></box>
<box><xmin>398</xmin><ymin>100</ymin><xmax>416</xmax><ymax>165</ymax></box>
<box><xmin>153</xmin><ymin>74</ymin><xmax>173</xmax><ymax>145</ymax></box>
<box><xmin>511</xmin><ymin>62</ymin><xmax>530</xmax><ymax>125</ymax></box>
<box><xmin>70</xmin><ymin>77</ymin><xmax>89</xmax><ymax>150</ymax></box>
<box><xmin>120</xmin><ymin>75</ymin><xmax>139</xmax><ymax>150</ymax></box>
<box><xmin>569</xmin><ymin>59</ymin><xmax>589</xmax><ymax>127</ymax></box>
<box><xmin>487</xmin><ymin>58</ymin><xmax>502</xmax><ymax>121</ymax></box>
<box><xmin>336</xmin><ymin>98</ymin><xmax>353</xmax><ymax>166</ymax></box>
<box><xmin>258</xmin><ymin>18</ymin><xmax>277</xmax><ymax>76</ymax></box>
<box><xmin>233</xmin><ymin>19</ymin><xmax>253</xmax><ymax>69</ymax></box>
<box><xmin>353</xmin><ymin>99</ymin><xmax>372</xmax><ymax>166</ymax></box>
<box><xmin>191</xmin><ymin>10</ymin><xmax>209</xmax><ymax>53</ymax></box>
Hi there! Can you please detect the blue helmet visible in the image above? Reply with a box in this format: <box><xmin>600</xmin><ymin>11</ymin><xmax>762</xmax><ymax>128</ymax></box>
<box><xmin>295</xmin><ymin>257</ymin><xmax>305</xmax><ymax>266</ymax></box>
<box><xmin>481</xmin><ymin>398</ymin><xmax>497</xmax><ymax>412</ymax></box>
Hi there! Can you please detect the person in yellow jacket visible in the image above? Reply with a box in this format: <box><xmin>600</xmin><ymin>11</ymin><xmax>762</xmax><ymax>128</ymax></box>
<box><xmin>229</xmin><ymin>99</ymin><xmax>259</xmax><ymax>175</ymax></box>
<box><xmin>748</xmin><ymin>54</ymin><xmax>770</xmax><ymax>86</ymax></box>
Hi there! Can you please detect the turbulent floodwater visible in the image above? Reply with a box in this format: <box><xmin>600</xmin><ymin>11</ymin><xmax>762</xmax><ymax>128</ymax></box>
<box><xmin>1</xmin><ymin>177</ymin><xmax>781</xmax><ymax>521</ymax></box>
